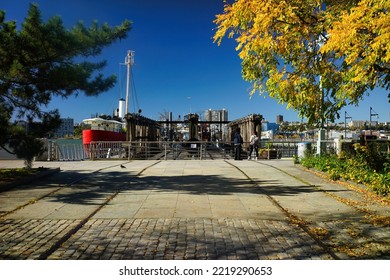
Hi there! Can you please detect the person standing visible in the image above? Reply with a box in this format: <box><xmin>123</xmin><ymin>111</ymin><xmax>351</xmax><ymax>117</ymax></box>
<box><xmin>233</xmin><ymin>129</ymin><xmax>243</xmax><ymax>160</ymax></box>
<box><xmin>248</xmin><ymin>131</ymin><xmax>259</xmax><ymax>160</ymax></box>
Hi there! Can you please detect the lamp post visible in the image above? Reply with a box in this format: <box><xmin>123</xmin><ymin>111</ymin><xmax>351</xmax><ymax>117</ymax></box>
<box><xmin>344</xmin><ymin>111</ymin><xmax>352</xmax><ymax>139</ymax></box>
<box><xmin>369</xmin><ymin>107</ymin><xmax>379</xmax><ymax>134</ymax></box>
<box><xmin>315</xmin><ymin>34</ymin><xmax>328</xmax><ymax>156</ymax></box>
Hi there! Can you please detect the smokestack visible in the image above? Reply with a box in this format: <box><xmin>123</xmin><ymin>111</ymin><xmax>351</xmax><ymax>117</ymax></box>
<box><xmin>118</xmin><ymin>98</ymin><xmax>126</xmax><ymax>119</ymax></box>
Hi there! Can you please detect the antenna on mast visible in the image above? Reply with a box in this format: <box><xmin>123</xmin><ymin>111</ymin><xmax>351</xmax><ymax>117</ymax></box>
<box><xmin>125</xmin><ymin>50</ymin><xmax>135</xmax><ymax>115</ymax></box>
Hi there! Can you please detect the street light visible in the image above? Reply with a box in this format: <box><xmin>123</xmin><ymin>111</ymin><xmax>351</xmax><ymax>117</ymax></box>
<box><xmin>369</xmin><ymin>107</ymin><xmax>379</xmax><ymax>134</ymax></box>
<box><xmin>344</xmin><ymin>111</ymin><xmax>352</xmax><ymax>139</ymax></box>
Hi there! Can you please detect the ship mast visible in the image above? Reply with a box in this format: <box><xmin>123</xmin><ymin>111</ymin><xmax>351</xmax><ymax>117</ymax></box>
<box><xmin>125</xmin><ymin>50</ymin><xmax>135</xmax><ymax>115</ymax></box>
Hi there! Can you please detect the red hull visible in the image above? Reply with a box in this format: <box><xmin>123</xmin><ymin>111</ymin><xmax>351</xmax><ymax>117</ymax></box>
<box><xmin>82</xmin><ymin>130</ymin><xmax>126</xmax><ymax>144</ymax></box>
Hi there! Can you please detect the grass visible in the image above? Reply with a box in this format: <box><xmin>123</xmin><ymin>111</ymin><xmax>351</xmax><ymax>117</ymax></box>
<box><xmin>0</xmin><ymin>168</ymin><xmax>42</xmax><ymax>186</ymax></box>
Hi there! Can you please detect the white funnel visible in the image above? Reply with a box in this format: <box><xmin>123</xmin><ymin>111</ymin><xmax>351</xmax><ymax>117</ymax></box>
<box><xmin>118</xmin><ymin>98</ymin><xmax>126</xmax><ymax>119</ymax></box>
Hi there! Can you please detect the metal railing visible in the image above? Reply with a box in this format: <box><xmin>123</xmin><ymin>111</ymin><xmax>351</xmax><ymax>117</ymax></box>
<box><xmin>86</xmin><ymin>141</ymin><xmax>236</xmax><ymax>160</ymax></box>
<box><xmin>47</xmin><ymin>141</ymin><xmax>86</xmax><ymax>161</ymax></box>
<box><xmin>85</xmin><ymin>141</ymin><xmax>126</xmax><ymax>160</ymax></box>
<box><xmin>83</xmin><ymin>140</ymin><xmax>304</xmax><ymax>160</ymax></box>
<box><xmin>44</xmin><ymin>138</ymin><xmax>388</xmax><ymax>161</ymax></box>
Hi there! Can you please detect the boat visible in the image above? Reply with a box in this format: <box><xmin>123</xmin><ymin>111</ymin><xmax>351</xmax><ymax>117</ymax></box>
<box><xmin>82</xmin><ymin>51</ymin><xmax>134</xmax><ymax>150</ymax></box>
<box><xmin>82</xmin><ymin>117</ymin><xmax>126</xmax><ymax>145</ymax></box>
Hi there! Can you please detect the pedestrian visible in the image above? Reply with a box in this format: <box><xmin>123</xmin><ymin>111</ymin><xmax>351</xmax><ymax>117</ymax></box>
<box><xmin>233</xmin><ymin>129</ymin><xmax>243</xmax><ymax>160</ymax></box>
<box><xmin>248</xmin><ymin>131</ymin><xmax>259</xmax><ymax>160</ymax></box>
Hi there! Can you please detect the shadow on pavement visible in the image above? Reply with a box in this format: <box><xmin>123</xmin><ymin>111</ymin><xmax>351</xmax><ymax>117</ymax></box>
<box><xmin>43</xmin><ymin>169</ymin><xmax>337</xmax><ymax>205</ymax></box>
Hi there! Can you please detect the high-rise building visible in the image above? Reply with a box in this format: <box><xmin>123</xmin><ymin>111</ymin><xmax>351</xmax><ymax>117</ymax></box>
<box><xmin>276</xmin><ymin>115</ymin><xmax>284</xmax><ymax>124</ymax></box>
<box><xmin>53</xmin><ymin>118</ymin><xmax>74</xmax><ymax>138</ymax></box>
<box><xmin>204</xmin><ymin>109</ymin><xmax>228</xmax><ymax>141</ymax></box>
<box><xmin>204</xmin><ymin>109</ymin><xmax>228</xmax><ymax>122</ymax></box>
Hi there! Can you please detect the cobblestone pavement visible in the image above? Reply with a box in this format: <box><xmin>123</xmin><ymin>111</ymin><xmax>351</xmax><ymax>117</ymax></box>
<box><xmin>0</xmin><ymin>159</ymin><xmax>389</xmax><ymax>260</ymax></box>
<box><xmin>1</xmin><ymin>218</ymin><xmax>331</xmax><ymax>260</ymax></box>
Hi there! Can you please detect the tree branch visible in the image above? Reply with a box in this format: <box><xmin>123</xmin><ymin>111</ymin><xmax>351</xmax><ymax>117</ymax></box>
<box><xmin>0</xmin><ymin>143</ymin><xmax>16</xmax><ymax>155</ymax></box>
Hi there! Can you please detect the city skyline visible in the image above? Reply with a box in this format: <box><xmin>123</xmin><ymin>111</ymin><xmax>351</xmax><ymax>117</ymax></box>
<box><xmin>3</xmin><ymin>0</ymin><xmax>389</xmax><ymax>124</ymax></box>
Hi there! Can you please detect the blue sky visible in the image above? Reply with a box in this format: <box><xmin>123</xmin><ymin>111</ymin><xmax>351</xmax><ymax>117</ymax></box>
<box><xmin>3</xmin><ymin>0</ymin><xmax>389</xmax><ymax>124</ymax></box>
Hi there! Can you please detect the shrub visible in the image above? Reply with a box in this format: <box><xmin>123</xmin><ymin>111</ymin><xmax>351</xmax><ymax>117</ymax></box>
<box><xmin>300</xmin><ymin>146</ymin><xmax>390</xmax><ymax>197</ymax></box>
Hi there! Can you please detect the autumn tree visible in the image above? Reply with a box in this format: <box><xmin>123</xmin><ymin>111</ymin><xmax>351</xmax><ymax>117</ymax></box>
<box><xmin>321</xmin><ymin>0</ymin><xmax>390</xmax><ymax>102</ymax></box>
<box><xmin>0</xmin><ymin>4</ymin><xmax>131</xmax><ymax>167</ymax></box>
<box><xmin>213</xmin><ymin>0</ymin><xmax>366</xmax><ymax>126</ymax></box>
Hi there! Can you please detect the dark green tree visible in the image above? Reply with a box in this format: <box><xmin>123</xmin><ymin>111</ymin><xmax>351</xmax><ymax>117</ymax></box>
<box><xmin>0</xmin><ymin>4</ymin><xmax>131</xmax><ymax>167</ymax></box>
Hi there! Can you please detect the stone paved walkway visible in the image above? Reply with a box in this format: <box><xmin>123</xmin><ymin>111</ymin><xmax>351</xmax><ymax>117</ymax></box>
<box><xmin>0</xmin><ymin>159</ymin><xmax>389</xmax><ymax>260</ymax></box>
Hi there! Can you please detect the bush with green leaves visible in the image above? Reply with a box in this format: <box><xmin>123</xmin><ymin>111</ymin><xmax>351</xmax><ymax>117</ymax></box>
<box><xmin>300</xmin><ymin>143</ymin><xmax>390</xmax><ymax>197</ymax></box>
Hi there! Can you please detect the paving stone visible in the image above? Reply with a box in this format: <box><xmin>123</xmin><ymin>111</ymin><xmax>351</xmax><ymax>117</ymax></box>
<box><xmin>0</xmin><ymin>160</ymin><xmax>389</xmax><ymax>260</ymax></box>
